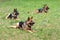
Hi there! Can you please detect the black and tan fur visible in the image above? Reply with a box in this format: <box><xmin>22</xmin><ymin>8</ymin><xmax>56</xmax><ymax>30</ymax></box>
<box><xmin>6</xmin><ymin>8</ymin><xmax>19</xmax><ymax>19</ymax></box>
<box><xmin>10</xmin><ymin>17</ymin><xmax>35</xmax><ymax>33</ymax></box>
<box><xmin>34</xmin><ymin>4</ymin><xmax>49</xmax><ymax>13</ymax></box>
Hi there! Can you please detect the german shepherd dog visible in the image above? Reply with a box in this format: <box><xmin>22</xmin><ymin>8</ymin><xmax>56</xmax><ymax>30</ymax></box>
<box><xmin>6</xmin><ymin>8</ymin><xmax>19</xmax><ymax>19</ymax></box>
<box><xmin>34</xmin><ymin>4</ymin><xmax>49</xmax><ymax>13</ymax></box>
<box><xmin>10</xmin><ymin>17</ymin><xmax>35</xmax><ymax>33</ymax></box>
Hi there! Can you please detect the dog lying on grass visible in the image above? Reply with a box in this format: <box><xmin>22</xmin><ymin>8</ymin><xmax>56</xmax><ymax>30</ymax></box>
<box><xmin>10</xmin><ymin>17</ymin><xmax>35</xmax><ymax>33</ymax></box>
<box><xmin>6</xmin><ymin>8</ymin><xmax>19</xmax><ymax>19</ymax></box>
<box><xmin>34</xmin><ymin>4</ymin><xmax>49</xmax><ymax>13</ymax></box>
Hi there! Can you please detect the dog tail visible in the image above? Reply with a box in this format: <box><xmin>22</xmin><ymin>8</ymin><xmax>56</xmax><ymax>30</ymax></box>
<box><xmin>10</xmin><ymin>23</ymin><xmax>19</xmax><ymax>28</ymax></box>
<box><xmin>9</xmin><ymin>26</ymin><xmax>17</xmax><ymax>28</ymax></box>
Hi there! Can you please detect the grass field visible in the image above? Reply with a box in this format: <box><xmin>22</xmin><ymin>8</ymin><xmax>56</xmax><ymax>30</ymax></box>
<box><xmin>0</xmin><ymin>0</ymin><xmax>60</xmax><ymax>40</ymax></box>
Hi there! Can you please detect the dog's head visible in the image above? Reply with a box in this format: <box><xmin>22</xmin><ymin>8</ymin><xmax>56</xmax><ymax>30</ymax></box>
<box><xmin>43</xmin><ymin>4</ymin><xmax>49</xmax><ymax>13</ymax></box>
<box><xmin>13</xmin><ymin>8</ymin><xmax>19</xmax><ymax>15</ymax></box>
<box><xmin>27</xmin><ymin>17</ymin><xmax>35</xmax><ymax>27</ymax></box>
<box><xmin>43</xmin><ymin>4</ymin><xmax>49</xmax><ymax>10</ymax></box>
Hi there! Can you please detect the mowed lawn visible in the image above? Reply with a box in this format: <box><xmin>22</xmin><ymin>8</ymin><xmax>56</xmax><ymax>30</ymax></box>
<box><xmin>0</xmin><ymin>0</ymin><xmax>60</xmax><ymax>40</ymax></box>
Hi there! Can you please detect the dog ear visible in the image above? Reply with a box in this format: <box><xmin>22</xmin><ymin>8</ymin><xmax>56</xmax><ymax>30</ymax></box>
<box><xmin>14</xmin><ymin>8</ymin><xmax>17</xmax><ymax>10</ymax></box>
<box><xmin>27</xmin><ymin>17</ymin><xmax>30</xmax><ymax>21</ymax></box>
<box><xmin>44</xmin><ymin>4</ymin><xmax>47</xmax><ymax>6</ymax></box>
<box><xmin>15</xmin><ymin>8</ymin><xmax>17</xmax><ymax>10</ymax></box>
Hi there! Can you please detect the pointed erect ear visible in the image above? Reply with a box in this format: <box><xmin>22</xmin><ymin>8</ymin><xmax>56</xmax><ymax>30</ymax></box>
<box><xmin>31</xmin><ymin>16</ymin><xmax>33</xmax><ymax>19</ymax></box>
<box><xmin>27</xmin><ymin>17</ymin><xmax>30</xmax><ymax>21</ymax></box>
<box><xmin>44</xmin><ymin>4</ymin><xmax>47</xmax><ymax>6</ymax></box>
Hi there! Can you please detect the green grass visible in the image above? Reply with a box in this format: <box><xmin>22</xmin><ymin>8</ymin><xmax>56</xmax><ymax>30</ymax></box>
<box><xmin>0</xmin><ymin>0</ymin><xmax>60</xmax><ymax>40</ymax></box>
